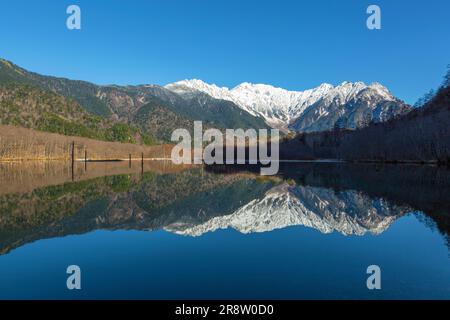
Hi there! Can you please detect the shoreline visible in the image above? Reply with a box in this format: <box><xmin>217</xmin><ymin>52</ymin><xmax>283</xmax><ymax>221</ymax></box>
<box><xmin>0</xmin><ymin>158</ymin><xmax>447</xmax><ymax>167</ymax></box>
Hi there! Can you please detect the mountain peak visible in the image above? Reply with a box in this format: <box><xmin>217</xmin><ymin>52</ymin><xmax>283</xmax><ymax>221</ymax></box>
<box><xmin>173</xmin><ymin>79</ymin><xmax>228</xmax><ymax>91</ymax></box>
<box><xmin>318</xmin><ymin>83</ymin><xmax>334</xmax><ymax>89</ymax></box>
<box><xmin>368</xmin><ymin>81</ymin><xmax>391</xmax><ymax>92</ymax></box>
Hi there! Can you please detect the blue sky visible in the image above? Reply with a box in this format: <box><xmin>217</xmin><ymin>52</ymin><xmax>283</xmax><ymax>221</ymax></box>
<box><xmin>0</xmin><ymin>0</ymin><xmax>449</xmax><ymax>104</ymax></box>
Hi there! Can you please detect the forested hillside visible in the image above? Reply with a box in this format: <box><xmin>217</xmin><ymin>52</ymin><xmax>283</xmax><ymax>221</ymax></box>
<box><xmin>0</xmin><ymin>84</ymin><xmax>155</xmax><ymax>145</ymax></box>
<box><xmin>0</xmin><ymin>58</ymin><xmax>111</xmax><ymax>116</ymax></box>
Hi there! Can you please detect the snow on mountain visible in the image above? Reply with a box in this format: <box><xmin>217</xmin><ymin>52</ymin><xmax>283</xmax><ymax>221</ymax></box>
<box><xmin>165</xmin><ymin>79</ymin><xmax>406</xmax><ymax>132</ymax></box>
<box><xmin>165</xmin><ymin>183</ymin><xmax>406</xmax><ymax>237</ymax></box>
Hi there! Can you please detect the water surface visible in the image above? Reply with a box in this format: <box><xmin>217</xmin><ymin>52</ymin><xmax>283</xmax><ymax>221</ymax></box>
<box><xmin>0</xmin><ymin>161</ymin><xmax>449</xmax><ymax>299</ymax></box>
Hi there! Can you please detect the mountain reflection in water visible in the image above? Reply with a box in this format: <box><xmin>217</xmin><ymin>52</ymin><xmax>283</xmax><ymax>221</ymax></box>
<box><xmin>0</xmin><ymin>161</ymin><xmax>449</xmax><ymax>255</ymax></box>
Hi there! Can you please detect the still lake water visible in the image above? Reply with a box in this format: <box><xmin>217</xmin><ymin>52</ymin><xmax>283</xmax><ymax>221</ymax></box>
<box><xmin>0</xmin><ymin>161</ymin><xmax>449</xmax><ymax>299</ymax></box>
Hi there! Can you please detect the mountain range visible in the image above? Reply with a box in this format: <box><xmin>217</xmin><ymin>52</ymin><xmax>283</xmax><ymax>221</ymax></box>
<box><xmin>0</xmin><ymin>59</ymin><xmax>267</xmax><ymax>142</ymax></box>
<box><xmin>0</xmin><ymin>58</ymin><xmax>411</xmax><ymax>141</ymax></box>
<box><xmin>166</xmin><ymin>79</ymin><xmax>411</xmax><ymax>132</ymax></box>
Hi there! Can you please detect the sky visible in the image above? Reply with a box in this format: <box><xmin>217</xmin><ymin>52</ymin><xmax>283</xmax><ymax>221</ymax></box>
<box><xmin>0</xmin><ymin>0</ymin><xmax>449</xmax><ymax>104</ymax></box>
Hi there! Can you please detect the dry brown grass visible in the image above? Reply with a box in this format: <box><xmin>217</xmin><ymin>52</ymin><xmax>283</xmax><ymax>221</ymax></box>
<box><xmin>0</xmin><ymin>125</ymin><xmax>173</xmax><ymax>161</ymax></box>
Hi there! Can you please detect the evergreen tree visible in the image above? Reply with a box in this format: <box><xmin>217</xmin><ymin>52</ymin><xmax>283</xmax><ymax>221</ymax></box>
<box><xmin>414</xmin><ymin>89</ymin><xmax>435</xmax><ymax>108</ymax></box>
<box><xmin>442</xmin><ymin>64</ymin><xmax>450</xmax><ymax>88</ymax></box>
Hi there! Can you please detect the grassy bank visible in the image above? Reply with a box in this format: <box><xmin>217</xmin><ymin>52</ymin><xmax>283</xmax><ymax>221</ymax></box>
<box><xmin>0</xmin><ymin>125</ymin><xmax>172</xmax><ymax>161</ymax></box>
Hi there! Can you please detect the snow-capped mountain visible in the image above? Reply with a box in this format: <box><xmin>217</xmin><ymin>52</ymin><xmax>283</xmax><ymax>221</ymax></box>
<box><xmin>165</xmin><ymin>183</ymin><xmax>407</xmax><ymax>237</ymax></box>
<box><xmin>165</xmin><ymin>79</ymin><xmax>411</xmax><ymax>132</ymax></box>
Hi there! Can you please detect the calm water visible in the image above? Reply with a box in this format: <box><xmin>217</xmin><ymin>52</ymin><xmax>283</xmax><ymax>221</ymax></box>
<box><xmin>0</xmin><ymin>161</ymin><xmax>449</xmax><ymax>299</ymax></box>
